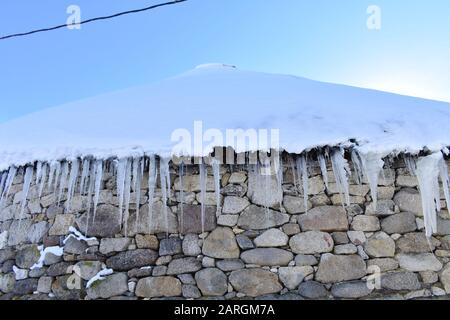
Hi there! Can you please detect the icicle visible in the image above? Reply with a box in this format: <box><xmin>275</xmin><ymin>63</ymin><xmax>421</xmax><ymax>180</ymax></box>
<box><xmin>85</xmin><ymin>160</ymin><xmax>96</xmax><ymax>235</ymax></box>
<box><xmin>148</xmin><ymin>155</ymin><xmax>157</xmax><ymax>233</ymax></box>
<box><xmin>57</xmin><ymin>162</ymin><xmax>69</xmax><ymax>205</ymax></box>
<box><xmin>123</xmin><ymin>159</ymin><xmax>133</xmax><ymax>236</ymax></box>
<box><xmin>331</xmin><ymin>149</ymin><xmax>350</xmax><ymax>206</ymax></box>
<box><xmin>404</xmin><ymin>154</ymin><xmax>417</xmax><ymax>176</ymax></box>
<box><xmin>438</xmin><ymin>154</ymin><xmax>450</xmax><ymax>213</ymax></box>
<box><xmin>116</xmin><ymin>158</ymin><xmax>128</xmax><ymax>230</ymax></box>
<box><xmin>276</xmin><ymin>154</ymin><xmax>284</xmax><ymax>208</ymax></box>
<box><xmin>179</xmin><ymin>161</ymin><xmax>185</xmax><ymax>234</ymax></box>
<box><xmin>358</xmin><ymin>151</ymin><xmax>384</xmax><ymax>208</ymax></box>
<box><xmin>318</xmin><ymin>152</ymin><xmax>329</xmax><ymax>189</ymax></box>
<box><xmin>296</xmin><ymin>154</ymin><xmax>309</xmax><ymax>212</ymax></box>
<box><xmin>0</xmin><ymin>166</ymin><xmax>17</xmax><ymax>206</ymax></box>
<box><xmin>92</xmin><ymin>160</ymin><xmax>103</xmax><ymax>221</ymax></box>
<box><xmin>212</xmin><ymin>158</ymin><xmax>221</xmax><ymax>214</ymax></box>
<box><xmin>0</xmin><ymin>171</ymin><xmax>7</xmax><ymax>201</ymax></box>
<box><xmin>134</xmin><ymin>157</ymin><xmax>144</xmax><ymax>231</ymax></box>
<box><xmin>19</xmin><ymin>166</ymin><xmax>34</xmax><ymax>222</ymax></box>
<box><xmin>79</xmin><ymin>158</ymin><xmax>91</xmax><ymax>195</ymax></box>
<box><xmin>416</xmin><ymin>153</ymin><xmax>443</xmax><ymax>237</ymax></box>
<box><xmin>351</xmin><ymin>150</ymin><xmax>364</xmax><ymax>185</ymax></box>
<box><xmin>288</xmin><ymin>155</ymin><xmax>297</xmax><ymax>189</ymax></box>
<box><xmin>38</xmin><ymin>163</ymin><xmax>48</xmax><ymax>198</ymax></box>
<box><xmin>160</xmin><ymin>157</ymin><xmax>171</xmax><ymax>235</ymax></box>
<box><xmin>53</xmin><ymin>161</ymin><xmax>62</xmax><ymax>193</ymax></box>
<box><xmin>47</xmin><ymin>161</ymin><xmax>57</xmax><ymax>191</ymax></box>
<box><xmin>66</xmin><ymin>159</ymin><xmax>80</xmax><ymax>212</ymax></box>
<box><xmin>199</xmin><ymin>161</ymin><xmax>207</xmax><ymax>234</ymax></box>
<box><xmin>35</xmin><ymin>161</ymin><xmax>42</xmax><ymax>185</ymax></box>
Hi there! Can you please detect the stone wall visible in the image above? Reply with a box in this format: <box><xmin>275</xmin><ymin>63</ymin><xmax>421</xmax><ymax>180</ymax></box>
<box><xmin>1</xmin><ymin>156</ymin><xmax>450</xmax><ymax>300</ymax></box>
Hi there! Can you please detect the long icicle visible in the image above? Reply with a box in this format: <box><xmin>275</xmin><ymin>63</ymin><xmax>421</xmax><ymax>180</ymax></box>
<box><xmin>212</xmin><ymin>158</ymin><xmax>221</xmax><ymax>215</ymax></box>
<box><xmin>92</xmin><ymin>159</ymin><xmax>103</xmax><ymax>221</ymax></box>
<box><xmin>38</xmin><ymin>163</ymin><xmax>48</xmax><ymax>198</ymax></box>
<box><xmin>160</xmin><ymin>157</ymin><xmax>171</xmax><ymax>236</ymax></box>
<box><xmin>79</xmin><ymin>158</ymin><xmax>91</xmax><ymax>195</ymax></box>
<box><xmin>19</xmin><ymin>166</ymin><xmax>34</xmax><ymax>223</ymax></box>
<box><xmin>66</xmin><ymin>159</ymin><xmax>80</xmax><ymax>212</ymax></box>
<box><xmin>199</xmin><ymin>160</ymin><xmax>207</xmax><ymax>234</ymax></box>
<box><xmin>318</xmin><ymin>152</ymin><xmax>329</xmax><ymax>189</ymax></box>
<box><xmin>0</xmin><ymin>166</ymin><xmax>17</xmax><ymax>206</ymax></box>
<box><xmin>53</xmin><ymin>161</ymin><xmax>62</xmax><ymax>193</ymax></box>
<box><xmin>47</xmin><ymin>161</ymin><xmax>57</xmax><ymax>192</ymax></box>
<box><xmin>134</xmin><ymin>157</ymin><xmax>143</xmax><ymax>233</ymax></box>
<box><xmin>358</xmin><ymin>151</ymin><xmax>384</xmax><ymax>209</ymax></box>
<box><xmin>85</xmin><ymin>160</ymin><xmax>96</xmax><ymax>235</ymax></box>
<box><xmin>438</xmin><ymin>153</ymin><xmax>450</xmax><ymax>214</ymax></box>
<box><xmin>296</xmin><ymin>154</ymin><xmax>309</xmax><ymax>213</ymax></box>
<box><xmin>416</xmin><ymin>152</ymin><xmax>442</xmax><ymax>237</ymax></box>
<box><xmin>57</xmin><ymin>162</ymin><xmax>69</xmax><ymax>205</ymax></box>
<box><xmin>116</xmin><ymin>158</ymin><xmax>128</xmax><ymax>231</ymax></box>
<box><xmin>331</xmin><ymin>148</ymin><xmax>350</xmax><ymax>207</ymax></box>
<box><xmin>123</xmin><ymin>159</ymin><xmax>133</xmax><ymax>236</ymax></box>
<box><xmin>179</xmin><ymin>161</ymin><xmax>185</xmax><ymax>234</ymax></box>
<box><xmin>148</xmin><ymin>155</ymin><xmax>157</xmax><ymax>234</ymax></box>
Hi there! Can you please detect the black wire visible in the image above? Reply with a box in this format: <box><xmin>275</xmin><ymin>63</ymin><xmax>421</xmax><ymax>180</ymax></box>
<box><xmin>0</xmin><ymin>0</ymin><xmax>188</xmax><ymax>41</ymax></box>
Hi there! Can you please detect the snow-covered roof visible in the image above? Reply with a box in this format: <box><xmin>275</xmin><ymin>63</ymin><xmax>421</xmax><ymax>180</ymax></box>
<box><xmin>0</xmin><ymin>63</ymin><xmax>449</xmax><ymax>169</ymax></box>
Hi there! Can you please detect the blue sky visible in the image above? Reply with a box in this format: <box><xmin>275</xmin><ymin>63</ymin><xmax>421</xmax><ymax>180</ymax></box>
<box><xmin>0</xmin><ymin>0</ymin><xmax>449</xmax><ymax>122</ymax></box>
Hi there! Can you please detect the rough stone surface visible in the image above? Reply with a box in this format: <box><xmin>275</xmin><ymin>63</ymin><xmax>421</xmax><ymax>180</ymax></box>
<box><xmin>298</xmin><ymin>206</ymin><xmax>348</xmax><ymax>232</ymax></box>
<box><xmin>182</xmin><ymin>234</ymin><xmax>201</xmax><ymax>256</ymax></box>
<box><xmin>100</xmin><ymin>238</ymin><xmax>132</xmax><ymax>255</ymax></box>
<box><xmin>331</xmin><ymin>281</ymin><xmax>373</xmax><ymax>298</ymax></box>
<box><xmin>167</xmin><ymin>257</ymin><xmax>202</xmax><ymax>275</ymax></box>
<box><xmin>229</xmin><ymin>269</ymin><xmax>282</xmax><ymax>297</ymax></box>
<box><xmin>394</xmin><ymin>189</ymin><xmax>422</xmax><ymax>216</ymax></box>
<box><xmin>106</xmin><ymin>250</ymin><xmax>158</xmax><ymax>271</ymax></box>
<box><xmin>298</xmin><ymin>281</ymin><xmax>328</xmax><ymax>299</ymax></box>
<box><xmin>87</xmin><ymin>273</ymin><xmax>128</xmax><ymax>299</ymax></box>
<box><xmin>49</xmin><ymin>214</ymin><xmax>75</xmax><ymax>236</ymax></box>
<box><xmin>283</xmin><ymin>195</ymin><xmax>312</xmax><ymax>214</ymax></box>
<box><xmin>16</xmin><ymin>245</ymin><xmax>41</xmax><ymax>269</ymax></box>
<box><xmin>289</xmin><ymin>231</ymin><xmax>334</xmax><ymax>254</ymax></box>
<box><xmin>76</xmin><ymin>205</ymin><xmax>121</xmax><ymax>237</ymax></box>
<box><xmin>195</xmin><ymin>268</ymin><xmax>228</xmax><ymax>296</ymax></box>
<box><xmin>135</xmin><ymin>276</ymin><xmax>182</xmax><ymax>298</ymax></box>
<box><xmin>396</xmin><ymin>233</ymin><xmax>439</xmax><ymax>253</ymax></box>
<box><xmin>202</xmin><ymin>227</ymin><xmax>240</xmax><ymax>259</ymax></box>
<box><xmin>351</xmin><ymin>215</ymin><xmax>380</xmax><ymax>232</ymax></box>
<box><xmin>381</xmin><ymin>212</ymin><xmax>417</xmax><ymax>234</ymax></box>
<box><xmin>238</xmin><ymin>205</ymin><xmax>289</xmax><ymax>230</ymax></box>
<box><xmin>315</xmin><ymin>254</ymin><xmax>366</xmax><ymax>283</ymax></box>
<box><xmin>278</xmin><ymin>266</ymin><xmax>314</xmax><ymax>290</ymax></box>
<box><xmin>364</xmin><ymin>232</ymin><xmax>395</xmax><ymax>258</ymax></box>
<box><xmin>179</xmin><ymin>204</ymin><xmax>216</xmax><ymax>234</ymax></box>
<box><xmin>222</xmin><ymin>196</ymin><xmax>250</xmax><ymax>214</ymax></box>
<box><xmin>241</xmin><ymin>248</ymin><xmax>293</xmax><ymax>266</ymax></box>
<box><xmin>254</xmin><ymin>228</ymin><xmax>288</xmax><ymax>247</ymax></box>
<box><xmin>396</xmin><ymin>253</ymin><xmax>443</xmax><ymax>272</ymax></box>
<box><xmin>159</xmin><ymin>238</ymin><xmax>182</xmax><ymax>256</ymax></box>
<box><xmin>381</xmin><ymin>272</ymin><xmax>421</xmax><ymax>291</ymax></box>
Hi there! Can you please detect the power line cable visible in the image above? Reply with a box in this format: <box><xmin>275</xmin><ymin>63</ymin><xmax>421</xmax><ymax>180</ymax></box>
<box><xmin>0</xmin><ymin>0</ymin><xmax>187</xmax><ymax>41</ymax></box>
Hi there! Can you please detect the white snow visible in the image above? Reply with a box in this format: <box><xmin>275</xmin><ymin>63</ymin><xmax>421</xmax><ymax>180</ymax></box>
<box><xmin>0</xmin><ymin>64</ymin><xmax>449</xmax><ymax>169</ymax></box>
<box><xmin>30</xmin><ymin>245</ymin><xmax>64</xmax><ymax>270</ymax></box>
<box><xmin>63</xmin><ymin>226</ymin><xmax>97</xmax><ymax>244</ymax></box>
<box><xmin>86</xmin><ymin>268</ymin><xmax>113</xmax><ymax>289</ymax></box>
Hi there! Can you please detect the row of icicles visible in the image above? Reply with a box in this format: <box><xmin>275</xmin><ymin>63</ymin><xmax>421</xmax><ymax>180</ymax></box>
<box><xmin>0</xmin><ymin>148</ymin><xmax>448</xmax><ymax>237</ymax></box>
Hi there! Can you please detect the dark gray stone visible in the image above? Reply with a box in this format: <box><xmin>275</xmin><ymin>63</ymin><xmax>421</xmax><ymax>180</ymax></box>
<box><xmin>331</xmin><ymin>281</ymin><xmax>373</xmax><ymax>298</ymax></box>
<box><xmin>167</xmin><ymin>257</ymin><xmax>202</xmax><ymax>275</ymax></box>
<box><xmin>381</xmin><ymin>212</ymin><xmax>417</xmax><ymax>234</ymax></box>
<box><xmin>298</xmin><ymin>281</ymin><xmax>328</xmax><ymax>299</ymax></box>
<box><xmin>159</xmin><ymin>238</ymin><xmax>182</xmax><ymax>256</ymax></box>
<box><xmin>179</xmin><ymin>205</ymin><xmax>216</xmax><ymax>234</ymax></box>
<box><xmin>106</xmin><ymin>249</ymin><xmax>158</xmax><ymax>271</ymax></box>
<box><xmin>76</xmin><ymin>204</ymin><xmax>121</xmax><ymax>237</ymax></box>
